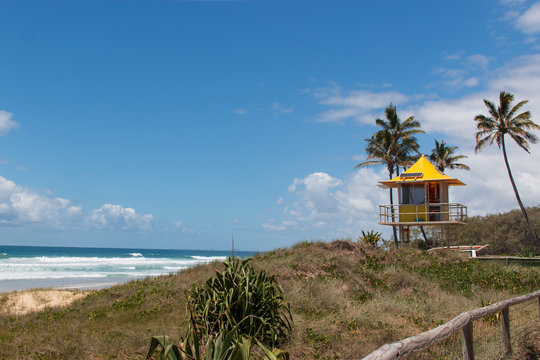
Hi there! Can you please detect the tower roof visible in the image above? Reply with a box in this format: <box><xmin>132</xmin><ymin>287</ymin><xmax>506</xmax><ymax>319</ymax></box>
<box><xmin>379</xmin><ymin>155</ymin><xmax>465</xmax><ymax>188</ymax></box>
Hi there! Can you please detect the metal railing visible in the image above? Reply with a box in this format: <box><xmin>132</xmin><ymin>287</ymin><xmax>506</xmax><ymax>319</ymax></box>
<box><xmin>379</xmin><ymin>203</ymin><xmax>467</xmax><ymax>224</ymax></box>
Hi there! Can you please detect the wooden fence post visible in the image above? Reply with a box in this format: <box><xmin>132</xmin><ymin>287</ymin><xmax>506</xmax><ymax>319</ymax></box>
<box><xmin>501</xmin><ymin>307</ymin><xmax>511</xmax><ymax>354</ymax></box>
<box><xmin>461</xmin><ymin>322</ymin><xmax>474</xmax><ymax>360</ymax></box>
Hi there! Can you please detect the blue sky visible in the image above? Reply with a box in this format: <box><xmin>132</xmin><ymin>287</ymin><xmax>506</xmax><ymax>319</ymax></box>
<box><xmin>1</xmin><ymin>0</ymin><xmax>540</xmax><ymax>251</ymax></box>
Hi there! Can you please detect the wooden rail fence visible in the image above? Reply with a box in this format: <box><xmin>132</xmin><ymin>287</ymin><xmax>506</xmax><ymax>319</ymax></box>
<box><xmin>362</xmin><ymin>289</ymin><xmax>540</xmax><ymax>360</ymax></box>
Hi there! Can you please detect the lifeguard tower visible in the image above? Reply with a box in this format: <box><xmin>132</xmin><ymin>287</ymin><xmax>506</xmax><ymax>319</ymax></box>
<box><xmin>378</xmin><ymin>155</ymin><xmax>467</xmax><ymax>244</ymax></box>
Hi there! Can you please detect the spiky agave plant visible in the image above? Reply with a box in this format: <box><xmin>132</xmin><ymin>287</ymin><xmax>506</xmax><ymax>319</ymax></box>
<box><xmin>147</xmin><ymin>314</ymin><xmax>289</xmax><ymax>360</ymax></box>
<box><xmin>188</xmin><ymin>257</ymin><xmax>292</xmax><ymax>348</ymax></box>
<box><xmin>147</xmin><ymin>257</ymin><xmax>291</xmax><ymax>360</ymax></box>
<box><xmin>358</xmin><ymin>230</ymin><xmax>382</xmax><ymax>247</ymax></box>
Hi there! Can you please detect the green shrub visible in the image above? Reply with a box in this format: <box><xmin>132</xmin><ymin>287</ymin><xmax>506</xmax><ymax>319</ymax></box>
<box><xmin>147</xmin><ymin>320</ymin><xmax>289</xmax><ymax>360</ymax></box>
<box><xmin>357</xmin><ymin>231</ymin><xmax>382</xmax><ymax>247</ymax></box>
<box><xmin>188</xmin><ymin>257</ymin><xmax>292</xmax><ymax>347</ymax></box>
<box><xmin>147</xmin><ymin>257</ymin><xmax>292</xmax><ymax>360</ymax></box>
<box><xmin>453</xmin><ymin>206</ymin><xmax>540</xmax><ymax>255</ymax></box>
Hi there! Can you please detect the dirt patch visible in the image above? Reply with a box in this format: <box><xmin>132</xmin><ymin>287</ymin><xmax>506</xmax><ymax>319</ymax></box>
<box><xmin>1</xmin><ymin>290</ymin><xmax>86</xmax><ymax>315</ymax></box>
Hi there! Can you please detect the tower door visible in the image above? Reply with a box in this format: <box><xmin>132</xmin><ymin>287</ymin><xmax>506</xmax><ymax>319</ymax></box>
<box><xmin>428</xmin><ymin>183</ymin><xmax>441</xmax><ymax>221</ymax></box>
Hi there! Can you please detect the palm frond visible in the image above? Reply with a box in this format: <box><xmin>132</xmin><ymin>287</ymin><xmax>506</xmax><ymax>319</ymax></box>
<box><xmin>354</xmin><ymin>160</ymin><xmax>381</xmax><ymax>168</ymax></box>
<box><xmin>483</xmin><ymin>99</ymin><xmax>498</xmax><ymax>120</ymax></box>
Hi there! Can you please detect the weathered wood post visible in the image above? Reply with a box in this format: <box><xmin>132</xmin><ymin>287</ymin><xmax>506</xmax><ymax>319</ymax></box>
<box><xmin>501</xmin><ymin>307</ymin><xmax>511</xmax><ymax>354</ymax></box>
<box><xmin>461</xmin><ymin>322</ymin><xmax>474</xmax><ymax>360</ymax></box>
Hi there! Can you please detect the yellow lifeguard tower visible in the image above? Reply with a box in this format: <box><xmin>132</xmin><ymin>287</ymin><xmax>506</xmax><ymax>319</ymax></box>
<box><xmin>378</xmin><ymin>155</ymin><xmax>467</xmax><ymax>244</ymax></box>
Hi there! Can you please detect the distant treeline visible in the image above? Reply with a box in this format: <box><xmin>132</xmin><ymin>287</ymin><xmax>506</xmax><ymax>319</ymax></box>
<box><xmin>411</xmin><ymin>206</ymin><xmax>540</xmax><ymax>255</ymax></box>
<box><xmin>454</xmin><ymin>206</ymin><xmax>540</xmax><ymax>255</ymax></box>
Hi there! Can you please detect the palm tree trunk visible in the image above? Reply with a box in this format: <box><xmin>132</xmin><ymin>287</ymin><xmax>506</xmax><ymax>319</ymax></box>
<box><xmin>390</xmin><ymin>188</ymin><xmax>399</xmax><ymax>247</ymax></box>
<box><xmin>388</xmin><ymin>170</ymin><xmax>399</xmax><ymax>248</ymax></box>
<box><xmin>501</xmin><ymin>136</ymin><xmax>539</xmax><ymax>243</ymax></box>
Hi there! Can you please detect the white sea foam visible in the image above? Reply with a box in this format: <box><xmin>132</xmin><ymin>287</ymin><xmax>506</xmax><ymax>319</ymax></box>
<box><xmin>1</xmin><ymin>256</ymin><xmax>195</xmax><ymax>266</ymax></box>
<box><xmin>190</xmin><ymin>255</ymin><xmax>227</xmax><ymax>261</ymax></box>
<box><xmin>0</xmin><ymin>254</ymin><xmax>226</xmax><ymax>281</ymax></box>
<box><xmin>0</xmin><ymin>246</ymin><xmax>255</xmax><ymax>292</ymax></box>
<box><xmin>163</xmin><ymin>266</ymin><xmax>185</xmax><ymax>270</ymax></box>
<box><xmin>0</xmin><ymin>272</ymin><xmax>109</xmax><ymax>280</ymax></box>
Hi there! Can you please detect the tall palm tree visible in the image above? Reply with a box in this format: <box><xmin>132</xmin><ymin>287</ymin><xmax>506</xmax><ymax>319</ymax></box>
<box><xmin>375</xmin><ymin>104</ymin><xmax>424</xmax><ymax>176</ymax></box>
<box><xmin>355</xmin><ymin>104</ymin><xmax>424</xmax><ymax>247</ymax></box>
<box><xmin>429</xmin><ymin>139</ymin><xmax>470</xmax><ymax>173</ymax></box>
<box><xmin>474</xmin><ymin>91</ymin><xmax>540</xmax><ymax>244</ymax></box>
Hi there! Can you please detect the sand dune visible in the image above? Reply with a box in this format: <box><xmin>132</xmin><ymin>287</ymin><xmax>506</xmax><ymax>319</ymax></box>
<box><xmin>0</xmin><ymin>290</ymin><xmax>86</xmax><ymax>315</ymax></box>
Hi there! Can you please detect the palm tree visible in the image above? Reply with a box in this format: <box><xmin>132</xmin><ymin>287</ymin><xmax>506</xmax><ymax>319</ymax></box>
<box><xmin>355</xmin><ymin>104</ymin><xmax>424</xmax><ymax>247</ymax></box>
<box><xmin>429</xmin><ymin>139</ymin><xmax>470</xmax><ymax>173</ymax></box>
<box><xmin>474</xmin><ymin>91</ymin><xmax>540</xmax><ymax>244</ymax></box>
<box><xmin>375</xmin><ymin>104</ymin><xmax>424</xmax><ymax>175</ymax></box>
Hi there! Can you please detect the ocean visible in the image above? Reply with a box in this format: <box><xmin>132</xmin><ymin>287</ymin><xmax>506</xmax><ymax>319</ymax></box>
<box><xmin>0</xmin><ymin>245</ymin><xmax>255</xmax><ymax>292</ymax></box>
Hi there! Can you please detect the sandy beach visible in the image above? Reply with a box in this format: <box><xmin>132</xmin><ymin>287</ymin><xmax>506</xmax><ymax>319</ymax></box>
<box><xmin>0</xmin><ymin>289</ymin><xmax>87</xmax><ymax>315</ymax></box>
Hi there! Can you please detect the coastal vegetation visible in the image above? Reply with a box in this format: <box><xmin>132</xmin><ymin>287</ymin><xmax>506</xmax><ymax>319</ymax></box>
<box><xmin>147</xmin><ymin>257</ymin><xmax>291</xmax><ymax>359</ymax></box>
<box><xmin>453</xmin><ymin>206</ymin><xmax>540</xmax><ymax>256</ymax></box>
<box><xmin>1</xmin><ymin>240</ymin><xmax>539</xmax><ymax>359</ymax></box>
<box><xmin>409</xmin><ymin>206</ymin><xmax>540</xmax><ymax>255</ymax></box>
<box><xmin>474</xmin><ymin>91</ymin><xmax>540</xmax><ymax>244</ymax></box>
<box><xmin>428</xmin><ymin>139</ymin><xmax>469</xmax><ymax>173</ymax></box>
<box><xmin>355</xmin><ymin>104</ymin><xmax>424</xmax><ymax>246</ymax></box>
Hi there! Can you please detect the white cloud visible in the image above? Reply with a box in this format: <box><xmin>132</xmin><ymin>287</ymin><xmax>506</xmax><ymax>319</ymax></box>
<box><xmin>288</xmin><ymin>52</ymin><xmax>540</xmax><ymax>237</ymax></box>
<box><xmin>87</xmin><ymin>204</ymin><xmax>153</xmax><ymax>231</ymax></box>
<box><xmin>0</xmin><ymin>175</ymin><xmax>158</xmax><ymax>233</ymax></box>
<box><xmin>310</xmin><ymin>86</ymin><xmax>409</xmax><ymax>123</ymax></box>
<box><xmin>463</xmin><ymin>77</ymin><xmax>480</xmax><ymax>87</ymax></box>
<box><xmin>466</xmin><ymin>54</ymin><xmax>493</xmax><ymax>69</ymax></box>
<box><xmin>489</xmin><ymin>54</ymin><xmax>540</xmax><ymax>95</ymax></box>
<box><xmin>451</xmin><ymin>149</ymin><xmax>540</xmax><ymax>215</ymax></box>
<box><xmin>272</xmin><ymin>102</ymin><xmax>293</xmax><ymax>114</ymax></box>
<box><xmin>265</xmin><ymin>144</ymin><xmax>540</xmax><ymax>239</ymax></box>
<box><xmin>262</xmin><ymin>219</ymin><xmax>297</xmax><ymax>231</ymax></box>
<box><xmin>500</xmin><ymin>0</ymin><xmax>526</xmax><ymax>5</ymax></box>
<box><xmin>515</xmin><ymin>1</ymin><xmax>540</xmax><ymax>34</ymax></box>
<box><xmin>443</xmin><ymin>52</ymin><xmax>463</xmax><ymax>61</ymax></box>
<box><xmin>410</xmin><ymin>53</ymin><xmax>540</xmax><ymax>144</ymax></box>
<box><xmin>408</xmin><ymin>95</ymin><xmax>483</xmax><ymax>141</ymax></box>
<box><xmin>432</xmin><ymin>53</ymin><xmax>492</xmax><ymax>89</ymax></box>
<box><xmin>0</xmin><ymin>176</ymin><xmax>81</xmax><ymax>228</ymax></box>
<box><xmin>0</xmin><ymin>111</ymin><xmax>19</xmax><ymax>135</ymax></box>
<box><xmin>264</xmin><ymin>168</ymin><xmax>388</xmax><ymax>237</ymax></box>
<box><xmin>233</xmin><ymin>108</ymin><xmax>247</xmax><ymax>115</ymax></box>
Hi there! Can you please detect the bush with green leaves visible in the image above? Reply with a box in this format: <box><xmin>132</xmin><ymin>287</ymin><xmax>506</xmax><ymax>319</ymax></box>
<box><xmin>357</xmin><ymin>230</ymin><xmax>382</xmax><ymax>247</ymax></box>
<box><xmin>188</xmin><ymin>257</ymin><xmax>292</xmax><ymax>347</ymax></box>
<box><xmin>148</xmin><ymin>257</ymin><xmax>292</xmax><ymax>360</ymax></box>
<box><xmin>147</xmin><ymin>315</ymin><xmax>289</xmax><ymax>360</ymax></box>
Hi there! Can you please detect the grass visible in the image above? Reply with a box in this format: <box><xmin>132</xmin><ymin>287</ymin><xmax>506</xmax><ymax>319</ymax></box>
<box><xmin>0</xmin><ymin>240</ymin><xmax>539</xmax><ymax>359</ymax></box>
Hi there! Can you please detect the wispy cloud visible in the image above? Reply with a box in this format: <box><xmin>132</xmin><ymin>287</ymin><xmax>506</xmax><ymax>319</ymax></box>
<box><xmin>284</xmin><ymin>51</ymin><xmax>540</xmax><ymax>237</ymax></box>
<box><xmin>233</xmin><ymin>108</ymin><xmax>247</xmax><ymax>115</ymax></box>
<box><xmin>272</xmin><ymin>102</ymin><xmax>293</xmax><ymax>114</ymax></box>
<box><xmin>515</xmin><ymin>1</ymin><xmax>540</xmax><ymax>34</ymax></box>
<box><xmin>0</xmin><ymin>111</ymin><xmax>19</xmax><ymax>135</ymax></box>
<box><xmin>308</xmin><ymin>85</ymin><xmax>410</xmax><ymax>124</ymax></box>
<box><xmin>432</xmin><ymin>53</ymin><xmax>493</xmax><ymax>89</ymax></box>
<box><xmin>414</xmin><ymin>53</ymin><xmax>540</xmax><ymax>142</ymax></box>
<box><xmin>87</xmin><ymin>204</ymin><xmax>154</xmax><ymax>231</ymax></box>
